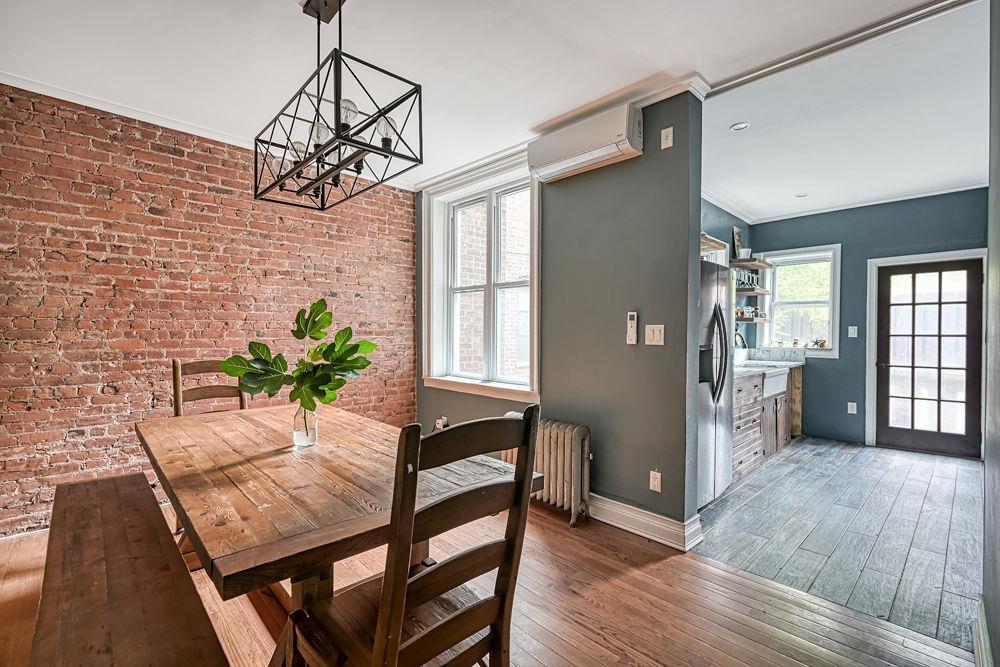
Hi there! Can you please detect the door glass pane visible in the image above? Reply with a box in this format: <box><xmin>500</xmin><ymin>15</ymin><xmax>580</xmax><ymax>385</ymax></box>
<box><xmin>890</xmin><ymin>306</ymin><xmax>912</xmax><ymax>335</ymax></box>
<box><xmin>498</xmin><ymin>187</ymin><xmax>531</xmax><ymax>282</ymax></box>
<box><xmin>940</xmin><ymin>402</ymin><xmax>965</xmax><ymax>435</ymax></box>
<box><xmin>914</xmin><ymin>337</ymin><xmax>939</xmax><ymax>367</ymax></box>
<box><xmin>913</xmin><ymin>399</ymin><xmax>938</xmax><ymax>431</ymax></box>
<box><xmin>941</xmin><ymin>304</ymin><xmax>966</xmax><ymax>335</ymax></box>
<box><xmin>941</xmin><ymin>369</ymin><xmax>966</xmax><ymax>402</ymax></box>
<box><xmin>891</xmin><ymin>274</ymin><xmax>913</xmax><ymax>304</ymax></box>
<box><xmin>915</xmin><ymin>272</ymin><xmax>939</xmax><ymax>303</ymax></box>
<box><xmin>941</xmin><ymin>270</ymin><xmax>967</xmax><ymax>302</ymax></box>
<box><xmin>496</xmin><ymin>286</ymin><xmax>530</xmax><ymax>384</ymax></box>
<box><xmin>890</xmin><ymin>336</ymin><xmax>912</xmax><ymax>365</ymax></box>
<box><xmin>889</xmin><ymin>367</ymin><xmax>912</xmax><ymax>397</ymax></box>
<box><xmin>914</xmin><ymin>305</ymin><xmax>938</xmax><ymax>335</ymax></box>
<box><xmin>914</xmin><ymin>368</ymin><xmax>938</xmax><ymax>399</ymax></box>
<box><xmin>941</xmin><ymin>337</ymin><xmax>966</xmax><ymax>368</ymax></box>
<box><xmin>889</xmin><ymin>398</ymin><xmax>911</xmax><ymax>428</ymax></box>
<box><xmin>452</xmin><ymin>290</ymin><xmax>484</xmax><ymax>376</ymax></box>
<box><xmin>454</xmin><ymin>201</ymin><xmax>487</xmax><ymax>286</ymax></box>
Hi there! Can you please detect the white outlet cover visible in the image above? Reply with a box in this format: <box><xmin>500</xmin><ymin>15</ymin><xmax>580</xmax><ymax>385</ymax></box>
<box><xmin>660</xmin><ymin>127</ymin><xmax>673</xmax><ymax>150</ymax></box>
<box><xmin>848</xmin><ymin>325</ymin><xmax>859</xmax><ymax>338</ymax></box>
<box><xmin>847</xmin><ymin>402</ymin><xmax>858</xmax><ymax>414</ymax></box>
<box><xmin>649</xmin><ymin>470</ymin><xmax>662</xmax><ymax>493</ymax></box>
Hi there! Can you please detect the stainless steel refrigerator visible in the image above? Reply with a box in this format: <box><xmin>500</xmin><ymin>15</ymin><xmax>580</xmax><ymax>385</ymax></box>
<box><xmin>697</xmin><ymin>260</ymin><xmax>734</xmax><ymax>508</ymax></box>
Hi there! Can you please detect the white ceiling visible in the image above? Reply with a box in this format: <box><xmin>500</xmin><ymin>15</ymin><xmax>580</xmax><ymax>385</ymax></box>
<box><xmin>703</xmin><ymin>0</ymin><xmax>990</xmax><ymax>223</ymax></box>
<box><xmin>0</xmin><ymin>0</ymin><xmax>945</xmax><ymax>191</ymax></box>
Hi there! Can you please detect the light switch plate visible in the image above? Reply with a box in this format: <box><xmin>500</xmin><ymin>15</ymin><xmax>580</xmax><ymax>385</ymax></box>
<box><xmin>649</xmin><ymin>470</ymin><xmax>662</xmax><ymax>493</ymax></box>
<box><xmin>660</xmin><ymin>127</ymin><xmax>673</xmax><ymax>150</ymax></box>
<box><xmin>848</xmin><ymin>325</ymin><xmax>858</xmax><ymax>338</ymax></box>
<box><xmin>847</xmin><ymin>402</ymin><xmax>858</xmax><ymax>415</ymax></box>
<box><xmin>645</xmin><ymin>324</ymin><xmax>665</xmax><ymax>346</ymax></box>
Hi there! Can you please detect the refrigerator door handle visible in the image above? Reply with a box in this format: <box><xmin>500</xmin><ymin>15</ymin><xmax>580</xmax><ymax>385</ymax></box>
<box><xmin>711</xmin><ymin>303</ymin><xmax>728</xmax><ymax>405</ymax></box>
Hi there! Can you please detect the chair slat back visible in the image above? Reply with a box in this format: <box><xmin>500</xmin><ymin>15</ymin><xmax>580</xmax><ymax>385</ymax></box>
<box><xmin>370</xmin><ymin>405</ymin><xmax>540</xmax><ymax>666</ymax></box>
<box><xmin>171</xmin><ymin>358</ymin><xmax>248</xmax><ymax>417</ymax></box>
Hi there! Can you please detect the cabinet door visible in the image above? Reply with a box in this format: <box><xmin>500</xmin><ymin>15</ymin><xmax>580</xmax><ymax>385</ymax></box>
<box><xmin>761</xmin><ymin>396</ymin><xmax>777</xmax><ymax>457</ymax></box>
<box><xmin>776</xmin><ymin>394</ymin><xmax>790</xmax><ymax>450</ymax></box>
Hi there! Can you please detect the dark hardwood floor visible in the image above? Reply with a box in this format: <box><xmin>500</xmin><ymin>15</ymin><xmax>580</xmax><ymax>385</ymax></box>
<box><xmin>0</xmin><ymin>501</ymin><xmax>974</xmax><ymax>666</ymax></box>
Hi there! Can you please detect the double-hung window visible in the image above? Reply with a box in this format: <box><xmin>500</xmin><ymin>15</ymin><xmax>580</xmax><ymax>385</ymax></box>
<box><xmin>760</xmin><ymin>244</ymin><xmax>841</xmax><ymax>358</ymax></box>
<box><xmin>448</xmin><ymin>184</ymin><xmax>532</xmax><ymax>384</ymax></box>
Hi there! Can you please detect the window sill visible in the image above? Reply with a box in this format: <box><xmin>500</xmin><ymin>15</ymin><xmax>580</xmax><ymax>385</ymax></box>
<box><xmin>758</xmin><ymin>346</ymin><xmax>839</xmax><ymax>360</ymax></box>
<box><xmin>423</xmin><ymin>376</ymin><xmax>539</xmax><ymax>403</ymax></box>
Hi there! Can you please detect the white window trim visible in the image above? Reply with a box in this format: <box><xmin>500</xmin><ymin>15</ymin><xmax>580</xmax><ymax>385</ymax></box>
<box><xmin>421</xmin><ymin>150</ymin><xmax>540</xmax><ymax>402</ymax></box>
<box><xmin>757</xmin><ymin>243</ymin><xmax>842</xmax><ymax>359</ymax></box>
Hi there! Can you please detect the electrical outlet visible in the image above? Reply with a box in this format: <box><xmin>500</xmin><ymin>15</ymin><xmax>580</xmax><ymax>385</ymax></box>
<box><xmin>649</xmin><ymin>470</ymin><xmax>662</xmax><ymax>493</ymax></box>
<box><xmin>847</xmin><ymin>402</ymin><xmax>857</xmax><ymax>415</ymax></box>
<box><xmin>848</xmin><ymin>325</ymin><xmax>859</xmax><ymax>338</ymax></box>
<box><xmin>660</xmin><ymin>127</ymin><xmax>673</xmax><ymax>150</ymax></box>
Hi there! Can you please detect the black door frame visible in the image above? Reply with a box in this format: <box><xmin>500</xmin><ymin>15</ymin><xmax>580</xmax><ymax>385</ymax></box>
<box><xmin>872</xmin><ymin>257</ymin><xmax>984</xmax><ymax>458</ymax></box>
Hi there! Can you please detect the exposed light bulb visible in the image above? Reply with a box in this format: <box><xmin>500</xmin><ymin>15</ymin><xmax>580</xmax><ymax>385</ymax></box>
<box><xmin>339</xmin><ymin>99</ymin><xmax>358</xmax><ymax>133</ymax></box>
<box><xmin>376</xmin><ymin>116</ymin><xmax>397</xmax><ymax>150</ymax></box>
<box><xmin>292</xmin><ymin>141</ymin><xmax>308</xmax><ymax>159</ymax></box>
<box><xmin>310</xmin><ymin>121</ymin><xmax>331</xmax><ymax>148</ymax></box>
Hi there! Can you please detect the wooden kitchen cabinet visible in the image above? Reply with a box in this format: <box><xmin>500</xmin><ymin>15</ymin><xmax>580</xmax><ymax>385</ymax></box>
<box><xmin>732</xmin><ymin>372</ymin><xmax>794</xmax><ymax>481</ymax></box>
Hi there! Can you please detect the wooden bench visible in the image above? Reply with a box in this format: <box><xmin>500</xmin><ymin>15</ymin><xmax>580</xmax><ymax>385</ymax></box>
<box><xmin>29</xmin><ymin>473</ymin><xmax>228</xmax><ymax>666</ymax></box>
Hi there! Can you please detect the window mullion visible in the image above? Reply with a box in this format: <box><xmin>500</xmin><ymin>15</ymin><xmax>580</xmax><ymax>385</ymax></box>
<box><xmin>484</xmin><ymin>190</ymin><xmax>497</xmax><ymax>382</ymax></box>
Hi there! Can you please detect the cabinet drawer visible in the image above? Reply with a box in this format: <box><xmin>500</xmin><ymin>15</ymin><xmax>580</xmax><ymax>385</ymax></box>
<box><xmin>734</xmin><ymin>374</ymin><xmax>763</xmax><ymax>406</ymax></box>
<box><xmin>734</xmin><ymin>412</ymin><xmax>762</xmax><ymax>444</ymax></box>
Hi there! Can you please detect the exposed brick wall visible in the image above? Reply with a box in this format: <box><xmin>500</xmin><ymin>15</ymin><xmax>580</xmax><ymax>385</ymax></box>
<box><xmin>0</xmin><ymin>84</ymin><xmax>417</xmax><ymax>535</ymax></box>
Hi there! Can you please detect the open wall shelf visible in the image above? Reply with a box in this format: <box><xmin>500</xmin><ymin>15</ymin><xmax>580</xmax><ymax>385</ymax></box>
<box><xmin>731</xmin><ymin>258</ymin><xmax>773</xmax><ymax>271</ymax></box>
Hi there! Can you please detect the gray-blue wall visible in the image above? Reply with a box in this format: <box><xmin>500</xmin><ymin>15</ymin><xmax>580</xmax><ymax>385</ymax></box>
<box><xmin>416</xmin><ymin>92</ymin><xmax>704</xmax><ymax>522</ymax></box>
<box><xmin>701</xmin><ymin>199</ymin><xmax>750</xmax><ymax>251</ymax></box>
<box><xmin>751</xmin><ymin>188</ymin><xmax>989</xmax><ymax>443</ymax></box>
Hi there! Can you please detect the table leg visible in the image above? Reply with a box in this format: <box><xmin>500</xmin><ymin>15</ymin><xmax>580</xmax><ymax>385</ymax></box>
<box><xmin>290</xmin><ymin>564</ymin><xmax>334</xmax><ymax>609</ymax></box>
<box><xmin>176</xmin><ymin>531</ymin><xmax>203</xmax><ymax>572</ymax></box>
<box><xmin>411</xmin><ymin>539</ymin><xmax>436</xmax><ymax>568</ymax></box>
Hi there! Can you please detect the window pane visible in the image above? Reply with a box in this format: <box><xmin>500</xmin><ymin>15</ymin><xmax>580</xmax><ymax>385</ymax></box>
<box><xmin>914</xmin><ymin>399</ymin><xmax>938</xmax><ymax>431</ymax></box>
<box><xmin>889</xmin><ymin>367</ymin><xmax>911</xmax><ymax>397</ymax></box>
<box><xmin>496</xmin><ymin>286</ymin><xmax>530</xmax><ymax>384</ymax></box>
<box><xmin>914</xmin><ymin>336</ymin><xmax>938</xmax><ymax>367</ymax></box>
<box><xmin>914</xmin><ymin>368</ymin><xmax>938</xmax><ymax>399</ymax></box>
<box><xmin>891</xmin><ymin>274</ymin><xmax>913</xmax><ymax>304</ymax></box>
<box><xmin>454</xmin><ymin>201</ymin><xmax>487</xmax><ymax>286</ymax></box>
<box><xmin>498</xmin><ymin>188</ymin><xmax>531</xmax><ymax>283</ymax></box>
<box><xmin>914</xmin><ymin>305</ymin><xmax>938</xmax><ymax>335</ymax></box>
<box><xmin>941</xmin><ymin>369</ymin><xmax>966</xmax><ymax>401</ymax></box>
<box><xmin>890</xmin><ymin>306</ymin><xmax>912</xmax><ymax>335</ymax></box>
<box><xmin>774</xmin><ymin>261</ymin><xmax>831</xmax><ymax>301</ymax></box>
<box><xmin>941</xmin><ymin>337</ymin><xmax>966</xmax><ymax>368</ymax></box>
<box><xmin>941</xmin><ymin>304</ymin><xmax>966</xmax><ymax>335</ymax></box>
<box><xmin>771</xmin><ymin>304</ymin><xmax>830</xmax><ymax>346</ymax></box>
<box><xmin>452</xmin><ymin>290</ymin><xmax>484</xmax><ymax>376</ymax></box>
<box><xmin>889</xmin><ymin>398</ymin><xmax>911</xmax><ymax>428</ymax></box>
<box><xmin>890</xmin><ymin>336</ymin><xmax>912</xmax><ymax>365</ymax></box>
<box><xmin>941</xmin><ymin>402</ymin><xmax>965</xmax><ymax>435</ymax></box>
<box><xmin>941</xmin><ymin>271</ymin><xmax>967</xmax><ymax>302</ymax></box>
<box><xmin>915</xmin><ymin>272</ymin><xmax>939</xmax><ymax>303</ymax></box>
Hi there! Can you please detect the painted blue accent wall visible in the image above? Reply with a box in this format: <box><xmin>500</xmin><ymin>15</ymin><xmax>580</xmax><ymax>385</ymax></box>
<box><xmin>701</xmin><ymin>199</ymin><xmax>750</xmax><ymax>250</ymax></box>
<box><xmin>751</xmin><ymin>188</ymin><xmax>989</xmax><ymax>443</ymax></box>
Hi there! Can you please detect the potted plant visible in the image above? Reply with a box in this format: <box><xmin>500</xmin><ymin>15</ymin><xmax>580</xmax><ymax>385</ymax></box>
<box><xmin>219</xmin><ymin>299</ymin><xmax>377</xmax><ymax>447</ymax></box>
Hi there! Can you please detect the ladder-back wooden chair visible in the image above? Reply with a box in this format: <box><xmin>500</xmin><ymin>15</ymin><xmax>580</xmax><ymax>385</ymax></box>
<box><xmin>283</xmin><ymin>404</ymin><xmax>540</xmax><ymax>667</ymax></box>
<box><xmin>171</xmin><ymin>358</ymin><xmax>248</xmax><ymax>417</ymax></box>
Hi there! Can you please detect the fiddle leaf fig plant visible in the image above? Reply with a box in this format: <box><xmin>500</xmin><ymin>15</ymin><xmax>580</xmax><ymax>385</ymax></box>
<box><xmin>220</xmin><ymin>299</ymin><xmax>376</xmax><ymax>413</ymax></box>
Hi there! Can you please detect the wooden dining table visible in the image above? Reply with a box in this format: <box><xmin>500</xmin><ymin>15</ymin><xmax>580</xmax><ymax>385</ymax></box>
<box><xmin>135</xmin><ymin>403</ymin><xmax>541</xmax><ymax>611</ymax></box>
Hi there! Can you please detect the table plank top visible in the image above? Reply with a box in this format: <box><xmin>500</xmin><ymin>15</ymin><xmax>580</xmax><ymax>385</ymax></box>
<box><xmin>135</xmin><ymin>404</ymin><xmax>539</xmax><ymax>600</ymax></box>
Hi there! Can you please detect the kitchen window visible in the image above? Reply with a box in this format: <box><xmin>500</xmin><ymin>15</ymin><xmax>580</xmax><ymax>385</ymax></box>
<box><xmin>760</xmin><ymin>244</ymin><xmax>841</xmax><ymax>358</ymax></box>
<box><xmin>422</xmin><ymin>157</ymin><xmax>538</xmax><ymax>402</ymax></box>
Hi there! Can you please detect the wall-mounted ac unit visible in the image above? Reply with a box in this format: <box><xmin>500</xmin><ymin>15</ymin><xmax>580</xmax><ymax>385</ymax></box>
<box><xmin>527</xmin><ymin>104</ymin><xmax>643</xmax><ymax>183</ymax></box>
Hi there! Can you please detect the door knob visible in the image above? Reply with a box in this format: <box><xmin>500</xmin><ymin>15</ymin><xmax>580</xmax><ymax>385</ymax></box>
<box><xmin>876</xmin><ymin>361</ymin><xmax>889</xmax><ymax>368</ymax></box>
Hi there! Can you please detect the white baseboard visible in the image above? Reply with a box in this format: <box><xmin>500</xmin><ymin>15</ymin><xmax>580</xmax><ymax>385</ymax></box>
<box><xmin>975</xmin><ymin>599</ymin><xmax>995</xmax><ymax>667</ymax></box>
<box><xmin>588</xmin><ymin>494</ymin><xmax>703</xmax><ymax>551</ymax></box>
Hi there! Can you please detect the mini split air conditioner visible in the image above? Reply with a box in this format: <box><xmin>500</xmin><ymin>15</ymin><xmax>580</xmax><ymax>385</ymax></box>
<box><xmin>527</xmin><ymin>104</ymin><xmax>643</xmax><ymax>183</ymax></box>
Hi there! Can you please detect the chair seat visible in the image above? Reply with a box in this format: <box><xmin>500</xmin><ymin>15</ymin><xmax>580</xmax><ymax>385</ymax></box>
<box><xmin>300</xmin><ymin>574</ymin><xmax>489</xmax><ymax>666</ymax></box>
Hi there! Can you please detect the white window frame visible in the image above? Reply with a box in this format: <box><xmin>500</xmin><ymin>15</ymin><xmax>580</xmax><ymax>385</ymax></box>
<box><xmin>421</xmin><ymin>150</ymin><xmax>539</xmax><ymax>402</ymax></box>
<box><xmin>758</xmin><ymin>243</ymin><xmax>842</xmax><ymax>359</ymax></box>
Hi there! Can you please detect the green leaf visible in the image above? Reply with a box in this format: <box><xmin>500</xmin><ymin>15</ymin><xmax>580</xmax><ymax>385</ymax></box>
<box><xmin>248</xmin><ymin>341</ymin><xmax>272</xmax><ymax>361</ymax></box>
<box><xmin>291</xmin><ymin>299</ymin><xmax>333</xmax><ymax>341</ymax></box>
<box><xmin>219</xmin><ymin>355</ymin><xmax>253</xmax><ymax>377</ymax></box>
<box><xmin>333</xmin><ymin>326</ymin><xmax>352</xmax><ymax>349</ymax></box>
<box><xmin>307</xmin><ymin>343</ymin><xmax>327</xmax><ymax>362</ymax></box>
<box><xmin>355</xmin><ymin>340</ymin><xmax>377</xmax><ymax>355</ymax></box>
<box><xmin>326</xmin><ymin>342</ymin><xmax>360</xmax><ymax>364</ymax></box>
<box><xmin>298</xmin><ymin>389</ymin><xmax>317</xmax><ymax>412</ymax></box>
<box><xmin>273</xmin><ymin>354</ymin><xmax>288</xmax><ymax>373</ymax></box>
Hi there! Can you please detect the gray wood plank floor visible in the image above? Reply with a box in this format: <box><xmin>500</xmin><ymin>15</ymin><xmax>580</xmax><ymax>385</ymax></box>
<box><xmin>694</xmin><ymin>437</ymin><xmax>985</xmax><ymax>650</ymax></box>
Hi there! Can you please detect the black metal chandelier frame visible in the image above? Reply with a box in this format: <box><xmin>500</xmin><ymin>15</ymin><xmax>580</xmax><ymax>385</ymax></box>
<box><xmin>253</xmin><ymin>4</ymin><xmax>423</xmax><ymax>211</ymax></box>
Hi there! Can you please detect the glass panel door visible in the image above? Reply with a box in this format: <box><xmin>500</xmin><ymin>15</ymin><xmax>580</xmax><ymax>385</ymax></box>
<box><xmin>875</xmin><ymin>259</ymin><xmax>983</xmax><ymax>458</ymax></box>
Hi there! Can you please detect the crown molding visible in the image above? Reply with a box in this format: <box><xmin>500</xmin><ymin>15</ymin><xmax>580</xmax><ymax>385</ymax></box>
<box><xmin>632</xmin><ymin>72</ymin><xmax>712</xmax><ymax>108</ymax></box>
<box><xmin>701</xmin><ymin>187</ymin><xmax>758</xmax><ymax>224</ymax></box>
<box><xmin>413</xmin><ymin>142</ymin><xmax>529</xmax><ymax>195</ymax></box>
<box><xmin>0</xmin><ymin>70</ymin><xmax>253</xmax><ymax>150</ymax></box>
